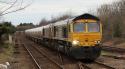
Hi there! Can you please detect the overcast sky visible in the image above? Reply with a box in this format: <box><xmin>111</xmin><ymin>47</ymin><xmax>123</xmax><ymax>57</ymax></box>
<box><xmin>3</xmin><ymin>0</ymin><xmax>118</xmax><ymax>25</ymax></box>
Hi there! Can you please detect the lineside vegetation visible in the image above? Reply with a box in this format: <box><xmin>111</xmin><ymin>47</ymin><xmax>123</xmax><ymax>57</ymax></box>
<box><xmin>0</xmin><ymin>22</ymin><xmax>15</xmax><ymax>43</ymax></box>
<box><xmin>97</xmin><ymin>0</ymin><xmax>125</xmax><ymax>40</ymax></box>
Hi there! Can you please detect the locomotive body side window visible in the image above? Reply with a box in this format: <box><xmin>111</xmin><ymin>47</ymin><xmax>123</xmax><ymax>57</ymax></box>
<box><xmin>49</xmin><ymin>27</ymin><xmax>51</xmax><ymax>37</ymax></box>
<box><xmin>53</xmin><ymin>26</ymin><xmax>56</xmax><ymax>37</ymax></box>
<box><xmin>62</xmin><ymin>26</ymin><xmax>68</xmax><ymax>38</ymax></box>
<box><xmin>68</xmin><ymin>24</ymin><xmax>70</xmax><ymax>32</ymax></box>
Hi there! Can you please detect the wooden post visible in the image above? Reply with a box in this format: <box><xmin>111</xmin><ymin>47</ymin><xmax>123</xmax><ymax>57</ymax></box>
<box><xmin>9</xmin><ymin>34</ymin><xmax>12</xmax><ymax>44</ymax></box>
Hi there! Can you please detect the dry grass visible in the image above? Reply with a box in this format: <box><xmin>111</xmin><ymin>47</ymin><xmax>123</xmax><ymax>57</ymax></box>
<box><xmin>0</xmin><ymin>43</ymin><xmax>14</xmax><ymax>64</ymax></box>
<box><xmin>101</xmin><ymin>51</ymin><xmax>113</xmax><ymax>55</ymax></box>
<box><xmin>103</xmin><ymin>38</ymin><xmax>125</xmax><ymax>46</ymax></box>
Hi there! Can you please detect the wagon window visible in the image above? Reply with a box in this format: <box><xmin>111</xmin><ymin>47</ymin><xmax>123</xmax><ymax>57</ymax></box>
<box><xmin>88</xmin><ymin>23</ymin><xmax>100</xmax><ymax>32</ymax></box>
<box><xmin>73</xmin><ymin>23</ymin><xmax>85</xmax><ymax>32</ymax></box>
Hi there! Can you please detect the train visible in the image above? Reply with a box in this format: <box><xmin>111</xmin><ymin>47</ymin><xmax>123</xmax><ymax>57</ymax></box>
<box><xmin>25</xmin><ymin>13</ymin><xmax>102</xmax><ymax>60</ymax></box>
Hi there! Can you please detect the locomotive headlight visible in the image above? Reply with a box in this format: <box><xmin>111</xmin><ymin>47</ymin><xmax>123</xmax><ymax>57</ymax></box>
<box><xmin>95</xmin><ymin>40</ymin><xmax>101</xmax><ymax>44</ymax></box>
<box><xmin>72</xmin><ymin>40</ymin><xmax>79</xmax><ymax>46</ymax></box>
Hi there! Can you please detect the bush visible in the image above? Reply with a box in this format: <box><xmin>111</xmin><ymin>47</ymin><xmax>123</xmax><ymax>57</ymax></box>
<box><xmin>0</xmin><ymin>22</ymin><xmax>15</xmax><ymax>42</ymax></box>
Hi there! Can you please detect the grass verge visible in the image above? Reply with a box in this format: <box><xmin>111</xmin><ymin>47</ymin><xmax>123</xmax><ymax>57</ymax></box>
<box><xmin>0</xmin><ymin>43</ymin><xmax>14</xmax><ymax>63</ymax></box>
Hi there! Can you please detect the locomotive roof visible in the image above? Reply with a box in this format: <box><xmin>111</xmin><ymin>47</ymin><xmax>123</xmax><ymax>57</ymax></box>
<box><xmin>73</xmin><ymin>13</ymin><xmax>100</xmax><ymax>21</ymax></box>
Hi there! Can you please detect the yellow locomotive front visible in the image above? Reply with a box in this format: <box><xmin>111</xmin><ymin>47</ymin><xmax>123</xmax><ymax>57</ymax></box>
<box><xmin>68</xmin><ymin>14</ymin><xmax>102</xmax><ymax>60</ymax></box>
<box><xmin>70</xmin><ymin>19</ymin><xmax>102</xmax><ymax>46</ymax></box>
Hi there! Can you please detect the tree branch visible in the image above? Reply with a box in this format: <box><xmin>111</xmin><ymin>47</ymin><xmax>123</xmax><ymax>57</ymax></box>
<box><xmin>0</xmin><ymin>0</ymin><xmax>32</xmax><ymax>16</ymax></box>
<box><xmin>0</xmin><ymin>1</ymin><xmax>14</xmax><ymax>4</ymax></box>
<box><xmin>0</xmin><ymin>0</ymin><xmax>18</xmax><ymax>15</ymax></box>
<box><xmin>1</xmin><ymin>3</ymin><xmax>31</xmax><ymax>16</ymax></box>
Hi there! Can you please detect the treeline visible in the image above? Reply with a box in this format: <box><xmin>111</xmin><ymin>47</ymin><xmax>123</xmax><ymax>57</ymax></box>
<box><xmin>97</xmin><ymin>0</ymin><xmax>125</xmax><ymax>40</ymax></box>
<box><xmin>0</xmin><ymin>22</ymin><xmax>15</xmax><ymax>42</ymax></box>
<box><xmin>18</xmin><ymin>23</ymin><xmax>34</xmax><ymax>26</ymax></box>
<box><xmin>39</xmin><ymin>13</ymin><xmax>73</xmax><ymax>26</ymax></box>
<box><xmin>16</xmin><ymin>23</ymin><xmax>35</xmax><ymax>31</ymax></box>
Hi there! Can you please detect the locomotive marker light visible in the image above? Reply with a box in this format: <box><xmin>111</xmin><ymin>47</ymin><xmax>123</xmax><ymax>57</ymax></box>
<box><xmin>94</xmin><ymin>40</ymin><xmax>101</xmax><ymax>44</ymax></box>
<box><xmin>72</xmin><ymin>40</ymin><xmax>79</xmax><ymax>46</ymax></box>
<box><xmin>85</xmin><ymin>20</ymin><xmax>88</xmax><ymax>23</ymax></box>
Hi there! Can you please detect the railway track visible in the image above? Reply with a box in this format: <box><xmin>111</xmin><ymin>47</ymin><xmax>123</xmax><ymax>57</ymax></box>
<box><xmin>11</xmin><ymin>37</ymin><xmax>38</xmax><ymax>69</ymax></box>
<box><xmin>94</xmin><ymin>61</ymin><xmax>115</xmax><ymax>69</ymax></box>
<box><xmin>22</xmin><ymin>44</ymin><xmax>42</xmax><ymax>69</ymax></box>
<box><xmin>78</xmin><ymin>62</ymin><xmax>91</xmax><ymax>69</ymax></box>
<box><xmin>97</xmin><ymin>55</ymin><xmax>125</xmax><ymax>69</ymax></box>
<box><xmin>102</xmin><ymin>54</ymin><xmax>125</xmax><ymax>60</ymax></box>
<box><xmin>77</xmin><ymin>60</ymin><xmax>116</xmax><ymax>69</ymax></box>
<box><xmin>102</xmin><ymin>45</ymin><xmax>125</xmax><ymax>53</ymax></box>
<box><xmin>24</xmin><ymin>42</ymin><xmax>64</xmax><ymax>69</ymax></box>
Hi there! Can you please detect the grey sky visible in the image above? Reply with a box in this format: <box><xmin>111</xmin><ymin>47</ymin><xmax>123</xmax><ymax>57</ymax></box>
<box><xmin>3</xmin><ymin>0</ymin><xmax>118</xmax><ymax>25</ymax></box>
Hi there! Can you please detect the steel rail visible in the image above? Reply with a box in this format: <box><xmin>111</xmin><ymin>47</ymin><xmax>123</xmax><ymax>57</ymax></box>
<box><xmin>102</xmin><ymin>46</ymin><xmax>125</xmax><ymax>52</ymax></box>
<box><xmin>58</xmin><ymin>52</ymin><xmax>64</xmax><ymax>66</ymax></box>
<box><xmin>22</xmin><ymin>44</ymin><xmax>42</xmax><ymax>69</ymax></box>
<box><xmin>102</xmin><ymin>54</ymin><xmax>125</xmax><ymax>60</ymax></box>
<box><xmin>31</xmin><ymin>45</ymin><xmax>64</xmax><ymax>69</ymax></box>
<box><xmin>94</xmin><ymin>61</ymin><xmax>115</xmax><ymax>69</ymax></box>
<box><xmin>78</xmin><ymin>62</ymin><xmax>91</xmax><ymax>69</ymax></box>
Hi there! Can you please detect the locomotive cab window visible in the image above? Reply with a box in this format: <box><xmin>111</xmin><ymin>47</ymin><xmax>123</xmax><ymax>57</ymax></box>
<box><xmin>73</xmin><ymin>23</ymin><xmax>85</xmax><ymax>32</ymax></box>
<box><xmin>88</xmin><ymin>22</ymin><xmax>100</xmax><ymax>32</ymax></box>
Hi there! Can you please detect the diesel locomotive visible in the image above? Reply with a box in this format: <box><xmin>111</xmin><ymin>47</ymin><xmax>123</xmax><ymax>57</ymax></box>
<box><xmin>25</xmin><ymin>13</ymin><xmax>102</xmax><ymax>60</ymax></box>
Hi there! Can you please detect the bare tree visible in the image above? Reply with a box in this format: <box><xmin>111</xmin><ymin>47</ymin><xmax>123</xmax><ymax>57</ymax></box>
<box><xmin>0</xmin><ymin>0</ymin><xmax>32</xmax><ymax>16</ymax></box>
<box><xmin>0</xmin><ymin>0</ymin><xmax>32</xmax><ymax>42</ymax></box>
<box><xmin>39</xmin><ymin>18</ymin><xmax>49</xmax><ymax>26</ymax></box>
<box><xmin>97</xmin><ymin>0</ymin><xmax>125</xmax><ymax>40</ymax></box>
<box><xmin>39</xmin><ymin>13</ymin><xmax>73</xmax><ymax>26</ymax></box>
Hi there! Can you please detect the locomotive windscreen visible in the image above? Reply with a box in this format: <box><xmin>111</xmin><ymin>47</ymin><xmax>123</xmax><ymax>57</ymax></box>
<box><xmin>88</xmin><ymin>23</ymin><xmax>100</xmax><ymax>32</ymax></box>
<box><xmin>73</xmin><ymin>22</ymin><xmax>100</xmax><ymax>32</ymax></box>
<box><xmin>73</xmin><ymin>23</ymin><xmax>85</xmax><ymax>32</ymax></box>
